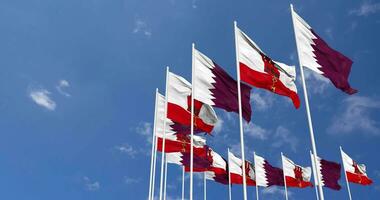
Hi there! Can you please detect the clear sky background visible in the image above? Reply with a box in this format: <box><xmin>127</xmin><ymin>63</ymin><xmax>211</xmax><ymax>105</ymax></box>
<box><xmin>0</xmin><ymin>0</ymin><xmax>379</xmax><ymax>199</ymax></box>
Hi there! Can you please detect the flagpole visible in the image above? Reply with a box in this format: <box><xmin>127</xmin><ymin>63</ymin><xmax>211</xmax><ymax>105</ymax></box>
<box><xmin>164</xmin><ymin>155</ymin><xmax>168</xmax><ymax>200</ymax></box>
<box><xmin>152</xmin><ymin>117</ymin><xmax>159</xmax><ymax>200</ymax></box>
<box><xmin>340</xmin><ymin>146</ymin><xmax>353</xmax><ymax>200</ymax></box>
<box><xmin>310</xmin><ymin>151</ymin><xmax>320</xmax><ymax>200</ymax></box>
<box><xmin>281</xmin><ymin>152</ymin><xmax>289</xmax><ymax>200</ymax></box>
<box><xmin>204</xmin><ymin>172</ymin><xmax>207</xmax><ymax>200</ymax></box>
<box><xmin>234</xmin><ymin>20</ymin><xmax>248</xmax><ymax>200</ymax></box>
<box><xmin>159</xmin><ymin>67</ymin><xmax>170</xmax><ymax>200</ymax></box>
<box><xmin>228</xmin><ymin>148</ymin><xmax>232</xmax><ymax>200</ymax></box>
<box><xmin>190</xmin><ymin>43</ymin><xmax>195</xmax><ymax>200</ymax></box>
<box><xmin>290</xmin><ymin>4</ymin><xmax>324</xmax><ymax>200</ymax></box>
<box><xmin>182</xmin><ymin>166</ymin><xmax>185</xmax><ymax>200</ymax></box>
<box><xmin>254</xmin><ymin>152</ymin><xmax>259</xmax><ymax>200</ymax></box>
<box><xmin>148</xmin><ymin>89</ymin><xmax>159</xmax><ymax>200</ymax></box>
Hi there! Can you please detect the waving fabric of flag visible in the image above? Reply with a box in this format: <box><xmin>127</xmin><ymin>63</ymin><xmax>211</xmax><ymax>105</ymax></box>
<box><xmin>235</xmin><ymin>27</ymin><xmax>300</xmax><ymax>108</ymax></box>
<box><xmin>292</xmin><ymin>9</ymin><xmax>357</xmax><ymax>94</ymax></box>
<box><xmin>254</xmin><ymin>153</ymin><xmax>285</xmax><ymax>187</ymax></box>
<box><xmin>193</xmin><ymin>48</ymin><xmax>252</xmax><ymax>122</ymax></box>
<box><xmin>341</xmin><ymin>149</ymin><xmax>373</xmax><ymax>185</ymax></box>
<box><xmin>228</xmin><ymin>151</ymin><xmax>256</xmax><ymax>186</ymax></box>
<box><xmin>282</xmin><ymin>155</ymin><xmax>313</xmax><ymax>188</ymax></box>
<box><xmin>311</xmin><ymin>153</ymin><xmax>342</xmax><ymax>190</ymax></box>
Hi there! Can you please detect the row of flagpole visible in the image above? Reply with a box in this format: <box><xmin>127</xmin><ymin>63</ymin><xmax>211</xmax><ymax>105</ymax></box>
<box><xmin>147</xmin><ymin>4</ymin><xmax>365</xmax><ymax>200</ymax></box>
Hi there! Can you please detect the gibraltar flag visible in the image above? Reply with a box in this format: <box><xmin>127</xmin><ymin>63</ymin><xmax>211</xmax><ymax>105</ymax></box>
<box><xmin>282</xmin><ymin>154</ymin><xmax>313</xmax><ymax>188</ymax></box>
<box><xmin>235</xmin><ymin>27</ymin><xmax>300</xmax><ymax>108</ymax></box>
<box><xmin>156</xmin><ymin>134</ymin><xmax>206</xmax><ymax>153</ymax></box>
<box><xmin>228</xmin><ymin>151</ymin><xmax>256</xmax><ymax>186</ymax></box>
<box><xmin>341</xmin><ymin>148</ymin><xmax>373</xmax><ymax>185</ymax></box>
<box><xmin>193</xmin><ymin>48</ymin><xmax>252</xmax><ymax>122</ymax></box>
<box><xmin>167</xmin><ymin>72</ymin><xmax>218</xmax><ymax>134</ymax></box>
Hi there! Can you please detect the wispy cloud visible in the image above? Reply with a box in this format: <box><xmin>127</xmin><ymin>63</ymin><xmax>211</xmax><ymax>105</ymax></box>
<box><xmin>250</xmin><ymin>92</ymin><xmax>274</xmax><ymax>111</ymax></box>
<box><xmin>350</xmin><ymin>1</ymin><xmax>380</xmax><ymax>16</ymax></box>
<box><xmin>213</xmin><ymin>118</ymin><xmax>224</xmax><ymax>134</ymax></box>
<box><xmin>124</xmin><ymin>176</ymin><xmax>141</xmax><ymax>184</ymax></box>
<box><xmin>29</xmin><ymin>88</ymin><xmax>56</xmax><ymax>111</ymax></box>
<box><xmin>114</xmin><ymin>143</ymin><xmax>138</xmax><ymax>158</ymax></box>
<box><xmin>83</xmin><ymin>176</ymin><xmax>100</xmax><ymax>191</ymax></box>
<box><xmin>56</xmin><ymin>79</ymin><xmax>71</xmax><ymax>97</ymax></box>
<box><xmin>324</xmin><ymin>27</ymin><xmax>333</xmax><ymax>39</ymax></box>
<box><xmin>302</xmin><ymin>69</ymin><xmax>330</xmax><ymax>94</ymax></box>
<box><xmin>261</xmin><ymin>187</ymin><xmax>292</xmax><ymax>197</ymax></box>
<box><xmin>272</xmin><ymin>126</ymin><xmax>298</xmax><ymax>152</ymax></box>
<box><xmin>191</xmin><ymin>0</ymin><xmax>198</xmax><ymax>9</ymax></box>
<box><xmin>132</xmin><ymin>19</ymin><xmax>152</xmax><ymax>37</ymax></box>
<box><xmin>136</xmin><ymin>122</ymin><xmax>153</xmax><ymax>143</ymax></box>
<box><xmin>244</xmin><ymin>122</ymin><xmax>269</xmax><ymax>140</ymax></box>
<box><xmin>328</xmin><ymin>96</ymin><xmax>380</xmax><ymax>135</ymax></box>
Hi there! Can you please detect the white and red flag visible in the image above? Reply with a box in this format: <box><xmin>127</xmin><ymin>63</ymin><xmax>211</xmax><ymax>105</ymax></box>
<box><xmin>254</xmin><ymin>153</ymin><xmax>285</xmax><ymax>187</ymax></box>
<box><xmin>341</xmin><ymin>149</ymin><xmax>373</xmax><ymax>185</ymax></box>
<box><xmin>205</xmin><ymin>150</ymin><xmax>229</xmax><ymax>185</ymax></box>
<box><xmin>282</xmin><ymin>154</ymin><xmax>313</xmax><ymax>188</ymax></box>
<box><xmin>310</xmin><ymin>153</ymin><xmax>342</xmax><ymax>190</ymax></box>
<box><xmin>291</xmin><ymin>8</ymin><xmax>357</xmax><ymax>94</ymax></box>
<box><xmin>167</xmin><ymin>72</ymin><xmax>218</xmax><ymax>134</ymax></box>
<box><xmin>235</xmin><ymin>27</ymin><xmax>300</xmax><ymax>108</ymax></box>
<box><xmin>193</xmin><ymin>48</ymin><xmax>252</xmax><ymax>122</ymax></box>
<box><xmin>228</xmin><ymin>151</ymin><xmax>256</xmax><ymax>186</ymax></box>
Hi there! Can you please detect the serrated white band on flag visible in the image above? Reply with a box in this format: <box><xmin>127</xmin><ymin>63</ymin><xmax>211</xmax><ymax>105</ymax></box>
<box><xmin>254</xmin><ymin>154</ymin><xmax>269</xmax><ymax>187</ymax></box>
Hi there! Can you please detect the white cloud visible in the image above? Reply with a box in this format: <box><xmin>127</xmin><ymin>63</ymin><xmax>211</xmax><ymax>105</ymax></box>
<box><xmin>213</xmin><ymin>118</ymin><xmax>224</xmax><ymax>134</ymax></box>
<box><xmin>324</xmin><ymin>27</ymin><xmax>333</xmax><ymax>39</ymax></box>
<box><xmin>114</xmin><ymin>143</ymin><xmax>138</xmax><ymax>158</ymax></box>
<box><xmin>350</xmin><ymin>1</ymin><xmax>380</xmax><ymax>16</ymax></box>
<box><xmin>328</xmin><ymin>96</ymin><xmax>380</xmax><ymax>135</ymax></box>
<box><xmin>136</xmin><ymin>122</ymin><xmax>153</xmax><ymax>143</ymax></box>
<box><xmin>191</xmin><ymin>0</ymin><xmax>198</xmax><ymax>9</ymax></box>
<box><xmin>244</xmin><ymin>122</ymin><xmax>269</xmax><ymax>140</ymax></box>
<box><xmin>56</xmin><ymin>79</ymin><xmax>71</xmax><ymax>97</ymax></box>
<box><xmin>29</xmin><ymin>88</ymin><xmax>56</xmax><ymax>111</ymax></box>
<box><xmin>302</xmin><ymin>68</ymin><xmax>330</xmax><ymax>94</ymax></box>
<box><xmin>250</xmin><ymin>92</ymin><xmax>274</xmax><ymax>111</ymax></box>
<box><xmin>272</xmin><ymin>126</ymin><xmax>298</xmax><ymax>152</ymax></box>
<box><xmin>124</xmin><ymin>177</ymin><xmax>141</xmax><ymax>184</ymax></box>
<box><xmin>133</xmin><ymin>19</ymin><xmax>152</xmax><ymax>37</ymax></box>
<box><xmin>83</xmin><ymin>176</ymin><xmax>100</xmax><ymax>191</ymax></box>
<box><xmin>262</xmin><ymin>187</ymin><xmax>292</xmax><ymax>197</ymax></box>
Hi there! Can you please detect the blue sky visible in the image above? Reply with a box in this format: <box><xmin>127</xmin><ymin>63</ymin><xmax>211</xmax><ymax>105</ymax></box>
<box><xmin>0</xmin><ymin>0</ymin><xmax>379</xmax><ymax>199</ymax></box>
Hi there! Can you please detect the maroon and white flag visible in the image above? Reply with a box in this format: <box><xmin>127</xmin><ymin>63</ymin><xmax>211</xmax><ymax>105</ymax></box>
<box><xmin>341</xmin><ymin>149</ymin><xmax>373</xmax><ymax>185</ymax></box>
<box><xmin>235</xmin><ymin>27</ymin><xmax>300</xmax><ymax>109</ymax></box>
<box><xmin>193</xmin><ymin>48</ymin><xmax>252</xmax><ymax>122</ymax></box>
<box><xmin>167</xmin><ymin>72</ymin><xmax>218</xmax><ymax>134</ymax></box>
<box><xmin>311</xmin><ymin>153</ymin><xmax>342</xmax><ymax>190</ymax></box>
<box><xmin>205</xmin><ymin>150</ymin><xmax>229</xmax><ymax>185</ymax></box>
<box><xmin>292</xmin><ymin>8</ymin><xmax>357</xmax><ymax>94</ymax></box>
<box><xmin>254</xmin><ymin>153</ymin><xmax>284</xmax><ymax>187</ymax></box>
<box><xmin>282</xmin><ymin>154</ymin><xmax>313</xmax><ymax>188</ymax></box>
<box><xmin>228</xmin><ymin>151</ymin><xmax>256</xmax><ymax>186</ymax></box>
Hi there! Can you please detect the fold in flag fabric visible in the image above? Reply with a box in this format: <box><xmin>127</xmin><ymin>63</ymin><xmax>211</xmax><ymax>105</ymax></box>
<box><xmin>292</xmin><ymin>8</ymin><xmax>357</xmax><ymax>94</ymax></box>
<box><xmin>311</xmin><ymin>153</ymin><xmax>342</xmax><ymax>190</ymax></box>
<box><xmin>228</xmin><ymin>151</ymin><xmax>256</xmax><ymax>186</ymax></box>
<box><xmin>235</xmin><ymin>27</ymin><xmax>300</xmax><ymax>109</ymax></box>
<box><xmin>254</xmin><ymin>153</ymin><xmax>284</xmax><ymax>187</ymax></box>
<box><xmin>341</xmin><ymin>149</ymin><xmax>373</xmax><ymax>185</ymax></box>
<box><xmin>167</xmin><ymin>72</ymin><xmax>218</xmax><ymax>134</ymax></box>
<box><xmin>193</xmin><ymin>48</ymin><xmax>252</xmax><ymax>122</ymax></box>
<box><xmin>282</xmin><ymin>155</ymin><xmax>313</xmax><ymax>188</ymax></box>
<box><xmin>205</xmin><ymin>150</ymin><xmax>229</xmax><ymax>185</ymax></box>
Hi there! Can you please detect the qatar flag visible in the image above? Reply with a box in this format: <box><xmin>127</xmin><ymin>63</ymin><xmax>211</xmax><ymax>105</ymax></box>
<box><xmin>205</xmin><ymin>150</ymin><xmax>229</xmax><ymax>185</ymax></box>
<box><xmin>291</xmin><ymin>7</ymin><xmax>357</xmax><ymax>94</ymax></box>
<box><xmin>341</xmin><ymin>148</ymin><xmax>373</xmax><ymax>185</ymax></box>
<box><xmin>254</xmin><ymin>153</ymin><xmax>284</xmax><ymax>187</ymax></box>
<box><xmin>311</xmin><ymin>153</ymin><xmax>342</xmax><ymax>190</ymax></box>
<box><xmin>193</xmin><ymin>48</ymin><xmax>252</xmax><ymax>122</ymax></box>
<box><xmin>167</xmin><ymin>72</ymin><xmax>218</xmax><ymax>134</ymax></box>
<box><xmin>228</xmin><ymin>151</ymin><xmax>256</xmax><ymax>186</ymax></box>
<box><xmin>282</xmin><ymin>155</ymin><xmax>313</xmax><ymax>188</ymax></box>
<box><xmin>166</xmin><ymin>146</ymin><xmax>213</xmax><ymax>172</ymax></box>
<box><xmin>235</xmin><ymin>27</ymin><xmax>300</xmax><ymax>109</ymax></box>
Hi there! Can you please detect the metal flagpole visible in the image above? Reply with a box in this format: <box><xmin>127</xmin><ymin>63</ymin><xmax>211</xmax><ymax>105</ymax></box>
<box><xmin>290</xmin><ymin>4</ymin><xmax>324</xmax><ymax>200</ymax></box>
<box><xmin>233</xmin><ymin>21</ymin><xmax>248</xmax><ymax>200</ymax></box>
<box><xmin>164</xmin><ymin>155</ymin><xmax>168</xmax><ymax>200</ymax></box>
<box><xmin>148</xmin><ymin>89</ymin><xmax>159</xmax><ymax>200</ymax></box>
<box><xmin>281</xmin><ymin>153</ymin><xmax>289</xmax><ymax>200</ymax></box>
<box><xmin>190</xmin><ymin>43</ymin><xmax>195</xmax><ymax>200</ymax></box>
<box><xmin>228</xmin><ymin>148</ymin><xmax>232</xmax><ymax>200</ymax></box>
<box><xmin>182</xmin><ymin>166</ymin><xmax>185</xmax><ymax>200</ymax></box>
<box><xmin>310</xmin><ymin>151</ymin><xmax>320</xmax><ymax>200</ymax></box>
<box><xmin>151</xmin><ymin>117</ymin><xmax>159</xmax><ymax>200</ymax></box>
<box><xmin>204</xmin><ymin>172</ymin><xmax>207</xmax><ymax>200</ymax></box>
<box><xmin>253</xmin><ymin>152</ymin><xmax>259</xmax><ymax>200</ymax></box>
<box><xmin>159</xmin><ymin>67</ymin><xmax>170</xmax><ymax>200</ymax></box>
<box><xmin>340</xmin><ymin>146</ymin><xmax>353</xmax><ymax>200</ymax></box>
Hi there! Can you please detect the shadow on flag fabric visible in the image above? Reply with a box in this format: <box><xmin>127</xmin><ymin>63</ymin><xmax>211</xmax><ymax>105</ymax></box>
<box><xmin>254</xmin><ymin>153</ymin><xmax>284</xmax><ymax>187</ymax></box>
<box><xmin>235</xmin><ymin>27</ymin><xmax>300</xmax><ymax>109</ymax></box>
<box><xmin>228</xmin><ymin>151</ymin><xmax>256</xmax><ymax>186</ymax></box>
<box><xmin>167</xmin><ymin>72</ymin><xmax>218</xmax><ymax>134</ymax></box>
<box><xmin>193</xmin><ymin>48</ymin><xmax>252</xmax><ymax>122</ymax></box>
<box><xmin>282</xmin><ymin>155</ymin><xmax>313</xmax><ymax>188</ymax></box>
<box><xmin>311</xmin><ymin>153</ymin><xmax>342</xmax><ymax>190</ymax></box>
<box><xmin>341</xmin><ymin>149</ymin><xmax>373</xmax><ymax>185</ymax></box>
<box><xmin>292</xmin><ymin>8</ymin><xmax>357</xmax><ymax>94</ymax></box>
